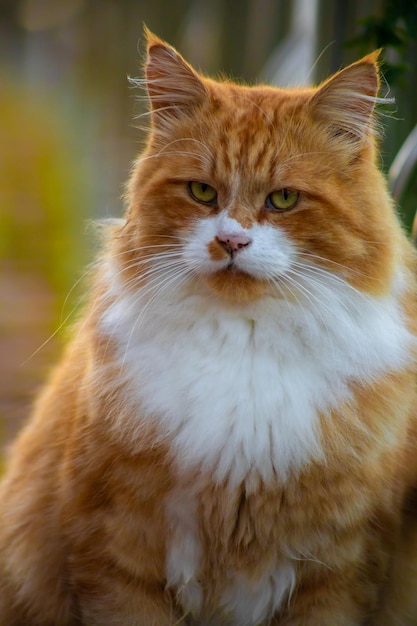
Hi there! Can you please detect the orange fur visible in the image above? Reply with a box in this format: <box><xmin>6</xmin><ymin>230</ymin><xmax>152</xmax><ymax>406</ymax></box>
<box><xmin>1</xmin><ymin>32</ymin><xmax>417</xmax><ymax>625</ymax></box>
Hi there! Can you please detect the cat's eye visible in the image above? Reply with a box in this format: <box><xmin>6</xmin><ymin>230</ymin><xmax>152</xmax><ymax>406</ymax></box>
<box><xmin>188</xmin><ymin>181</ymin><xmax>217</xmax><ymax>205</ymax></box>
<box><xmin>267</xmin><ymin>189</ymin><xmax>299</xmax><ymax>211</ymax></box>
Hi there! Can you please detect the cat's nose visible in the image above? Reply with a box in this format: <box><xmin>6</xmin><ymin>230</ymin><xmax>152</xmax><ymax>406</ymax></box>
<box><xmin>216</xmin><ymin>232</ymin><xmax>252</xmax><ymax>256</ymax></box>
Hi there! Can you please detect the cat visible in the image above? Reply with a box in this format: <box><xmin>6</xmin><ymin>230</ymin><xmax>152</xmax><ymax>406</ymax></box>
<box><xmin>1</xmin><ymin>28</ymin><xmax>417</xmax><ymax>626</ymax></box>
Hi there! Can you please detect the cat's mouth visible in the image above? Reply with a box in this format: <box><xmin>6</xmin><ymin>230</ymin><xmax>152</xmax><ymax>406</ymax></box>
<box><xmin>205</xmin><ymin>266</ymin><xmax>267</xmax><ymax>304</ymax></box>
<box><xmin>218</xmin><ymin>261</ymin><xmax>252</xmax><ymax>277</ymax></box>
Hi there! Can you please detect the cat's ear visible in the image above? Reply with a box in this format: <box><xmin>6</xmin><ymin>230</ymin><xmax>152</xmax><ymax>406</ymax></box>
<box><xmin>310</xmin><ymin>52</ymin><xmax>383</xmax><ymax>150</ymax></box>
<box><xmin>144</xmin><ymin>28</ymin><xmax>208</xmax><ymax>123</ymax></box>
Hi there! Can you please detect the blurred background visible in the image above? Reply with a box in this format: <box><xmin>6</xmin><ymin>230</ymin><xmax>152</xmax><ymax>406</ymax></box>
<box><xmin>1</xmin><ymin>0</ymin><xmax>417</xmax><ymax>449</ymax></box>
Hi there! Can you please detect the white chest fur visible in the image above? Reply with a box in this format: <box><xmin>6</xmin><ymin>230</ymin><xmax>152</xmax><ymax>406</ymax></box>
<box><xmin>164</xmin><ymin>488</ymin><xmax>296</xmax><ymax>625</ymax></box>
<box><xmin>101</xmin><ymin>264</ymin><xmax>413</xmax><ymax>485</ymax></box>
<box><xmin>101</xmin><ymin>261</ymin><xmax>413</xmax><ymax>624</ymax></box>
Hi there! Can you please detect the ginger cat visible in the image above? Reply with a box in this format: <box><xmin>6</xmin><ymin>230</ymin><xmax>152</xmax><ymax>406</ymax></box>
<box><xmin>1</xmin><ymin>30</ymin><xmax>417</xmax><ymax>626</ymax></box>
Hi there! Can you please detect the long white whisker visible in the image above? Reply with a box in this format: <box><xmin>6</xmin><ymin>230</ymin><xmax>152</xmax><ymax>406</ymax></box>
<box><xmin>290</xmin><ymin>262</ymin><xmax>352</xmax><ymax>293</ymax></box>
<box><xmin>297</xmin><ymin>252</ymin><xmax>372</xmax><ymax>280</ymax></box>
<box><xmin>20</xmin><ymin>298</ymin><xmax>82</xmax><ymax>366</ymax></box>
<box><xmin>285</xmin><ymin>267</ymin><xmax>355</xmax><ymax>327</ymax></box>
<box><xmin>136</xmin><ymin>150</ymin><xmax>212</xmax><ymax>168</ymax></box>
<box><xmin>20</xmin><ymin>264</ymin><xmax>96</xmax><ymax>366</ymax></box>
<box><xmin>97</xmin><ymin>259</ymin><xmax>190</xmax><ymax>362</ymax></box>
<box><xmin>116</xmin><ymin>255</ymin><xmax>186</xmax><ymax>282</ymax></box>
<box><xmin>157</xmin><ymin>137</ymin><xmax>214</xmax><ymax>159</ymax></box>
<box><xmin>280</xmin><ymin>271</ymin><xmax>333</xmax><ymax>331</ymax></box>
<box><xmin>120</xmin><ymin>266</ymin><xmax>193</xmax><ymax>368</ymax></box>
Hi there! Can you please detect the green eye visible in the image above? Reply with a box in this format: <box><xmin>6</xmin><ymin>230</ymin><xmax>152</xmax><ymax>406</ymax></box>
<box><xmin>188</xmin><ymin>181</ymin><xmax>217</xmax><ymax>205</ymax></box>
<box><xmin>267</xmin><ymin>189</ymin><xmax>299</xmax><ymax>211</ymax></box>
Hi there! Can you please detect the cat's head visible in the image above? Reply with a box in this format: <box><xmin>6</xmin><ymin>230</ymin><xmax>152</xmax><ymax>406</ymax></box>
<box><xmin>119</xmin><ymin>30</ymin><xmax>399</xmax><ymax>306</ymax></box>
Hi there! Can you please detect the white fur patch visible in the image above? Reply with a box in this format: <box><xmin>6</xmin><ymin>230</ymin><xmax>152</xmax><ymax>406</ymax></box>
<box><xmin>101</xmin><ymin>254</ymin><xmax>413</xmax><ymax>485</ymax></box>
<box><xmin>100</xmin><ymin>216</ymin><xmax>414</xmax><ymax>487</ymax></box>
<box><xmin>164</xmin><ymin>489</ymin><xmax>295</xmax><ymax>625</ymax></box>
<box><xmin>219</xmin><ymin>564</ymin><xmax>296</xmax><ymax>625</ymax></box>
<box><xmin>165</xmin><ymin>490</ymin><xmax>203</xmax><ymax>614</ymax></box>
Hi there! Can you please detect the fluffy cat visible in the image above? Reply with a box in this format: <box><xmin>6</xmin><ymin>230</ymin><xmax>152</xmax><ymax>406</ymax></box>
<box><xmin>1</xmin><ymin>29</ymin><xmax>417</xmax><ymax>626</ymax></box>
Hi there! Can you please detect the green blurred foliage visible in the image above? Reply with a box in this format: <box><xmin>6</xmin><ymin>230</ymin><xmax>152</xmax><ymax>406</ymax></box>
<box><xmin>347</xmin><ymin>0</ymin><xmax>417</xmax><ymax>85</ymax></box>
<box><xmin>0</xmin><ymin>71</ymin><xmax>92</xmax><ymax>440</ymax></box>
<box><xmin>0</xmin><ymin>76</ymin><xmax>90</xmax><ymax>296</ymax></box>
<box><xmin>314</xmin><ymin>0</ymin><xmax>417</xmax><ymax>232</ymax></box>
<box><xmin>345</xmin><ymin>0</ymin><xmax>417</xmax><ymax>232</ymax></box>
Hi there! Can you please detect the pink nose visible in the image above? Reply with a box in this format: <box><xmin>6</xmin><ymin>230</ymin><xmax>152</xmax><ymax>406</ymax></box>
<box><xmin>216</xmin><ymin>232</ymin><xmax>252</xmax><ymax>255</ymax></box>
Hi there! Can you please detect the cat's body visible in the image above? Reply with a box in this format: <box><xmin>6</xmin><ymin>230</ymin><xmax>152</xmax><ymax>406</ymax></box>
<box><xmin>1</xmin><ymin>31</ymin><xmax>417</xmax><ymax>625</ymax></box>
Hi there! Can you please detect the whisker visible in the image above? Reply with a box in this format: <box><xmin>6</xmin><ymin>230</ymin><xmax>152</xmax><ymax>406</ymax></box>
<box><xmin>280</xmin><ymin>272</ymin><xmax>333</xmax><ymax>331</ymax></box>
<box><xmin>285</xmin><ymin>267</ymin><xmax>353</xmax><ymax>322</ymax></box>
<box><xmin>120</xmin><ymin>266</ymin><xmax>194</xmax><ymax>368</ymax></box>
<box><xmin>297</xmin><ymin>251</ymin><xmax>373</xmax><ymax>280</ymax></box>
<box><xmin>266</xmin><ymin>276</ymin><xmax>308</xmax><ymax>321</ymax></box>
<box><xmin>157</xmin><ymin>137</ymin><xmax>214</xmax><ymax>160</ymax></box>
<box><xmin>20</xmin><ymin>263</ymin><xmax>99</xmax><ymax>366</ymax></box>
<box><xmin>136</xmin><ymin>150</ymin><xmax>212</xmax><ymax>168</ymax></box>
<box><xmin>20</xmin><ymin>295</ymin><xmax>85</xmax><ymax>367</ymax></box>
<box><xmin>116</xmin><ymin>254</ymin><xmax>186</xmax><ymax>279</ymax></box>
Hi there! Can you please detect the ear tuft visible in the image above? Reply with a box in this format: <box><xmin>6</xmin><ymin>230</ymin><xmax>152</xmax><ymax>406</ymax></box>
<box><xmin>310</xmin><ymin>51</ymin><xmax>389</xmax><ymax>150</ymax></box>
<box><xmin>143</xmin><ymin>28</ymin><xmax>207</xmax><ymax>121</ymax></box>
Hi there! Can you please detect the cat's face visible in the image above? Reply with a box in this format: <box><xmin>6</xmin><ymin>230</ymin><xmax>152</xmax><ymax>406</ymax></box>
<box><xmin>122</xmin><ymin>33</ymin><xmax>397</xmax><ymax>305</ymax></box>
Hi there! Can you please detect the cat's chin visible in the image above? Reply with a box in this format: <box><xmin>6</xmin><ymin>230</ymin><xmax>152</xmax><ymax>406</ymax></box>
<box><xmin>204</xmin><ymin>268</ymin><xmax>268</xmax><ymax>304</ymax></box>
